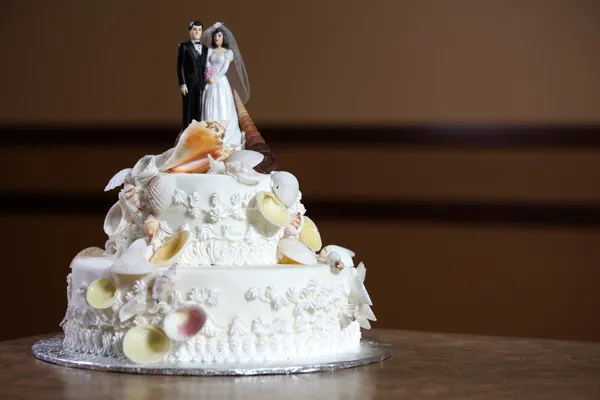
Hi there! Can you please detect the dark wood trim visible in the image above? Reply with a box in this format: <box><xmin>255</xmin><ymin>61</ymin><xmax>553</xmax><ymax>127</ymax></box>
<box><xmin>1</xmin><ymin>125</ymin><xmax>600</xmax><ymax>147</ymax></box>
<box><xmin>2</xmin><ymin>192</ymin><xmax>600</xmax><ymax>228</ymax></box>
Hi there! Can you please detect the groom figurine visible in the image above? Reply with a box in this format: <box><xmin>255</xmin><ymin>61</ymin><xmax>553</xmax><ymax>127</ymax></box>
<box><xmin>177</xmin><ymin>20</ymin><xmax>208</xmax><ymax>129</ymax></box>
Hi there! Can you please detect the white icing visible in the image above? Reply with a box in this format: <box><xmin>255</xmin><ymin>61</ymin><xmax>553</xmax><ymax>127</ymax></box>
<box><xmin>63</xmin><ymin>259</ymin><xmax>364</xmax><ymax>363</ymax></box>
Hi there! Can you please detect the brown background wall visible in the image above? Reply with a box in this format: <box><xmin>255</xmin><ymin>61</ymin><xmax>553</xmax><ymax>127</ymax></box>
<box><xmin>1</xmin><ymin>0</ymin><xmax>600</xmax><ymax>342</ymax></box>
<box><xmin>1</xmin><ymin>0</ymin><xmax>600</xmax><ymax>124</ymax></box>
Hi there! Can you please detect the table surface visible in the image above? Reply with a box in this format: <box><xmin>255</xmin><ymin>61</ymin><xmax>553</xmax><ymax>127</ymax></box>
<box><xmin>1</xmin><ymin>329</ymin><xmax>600</xmax><ymax>400</ymax></box>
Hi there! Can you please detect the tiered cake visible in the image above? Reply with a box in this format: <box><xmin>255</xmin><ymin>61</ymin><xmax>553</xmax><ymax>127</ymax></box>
<box><xmin>61</xmin><ymin>47</ymin><xmax>375</xmax><ymax>366</ymax></box>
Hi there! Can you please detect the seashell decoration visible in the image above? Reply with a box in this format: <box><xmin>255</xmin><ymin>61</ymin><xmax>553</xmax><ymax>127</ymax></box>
<box><xmin>123</xmin><ymin>325</ymin><xmax>170</xmax><ymax>364</ymax></box>
<box><xmin>283</xmin><ymin>213</ymin><xmax>304</xmax><ymax>237</ymax></box>
<box><xmin>154</xmin><ymin>147</ymin><xmax>175</xmax><ymax>171</ymax></box>
<box><xmin>109</xmin><ymin>240</ymin><xmax>155</xmax><ymax>275</ymax></box>
<box><xmin>271</xmin><ymin>171</ymin><xmax>300</xmax><ymax>207</ymax></box>
<box><xmin>152</xmin><ymin>264</ymin><xmax>177</xmax><ymax>303</ymax></box>
<box><xmin>131</xmin><ymin>155</ymin><xmax>159</xmax><ymax>186</ymax></box>
<box><xmin>150</xmin><ymin>230</ymin><xmax>190</xmax><ymax>267</ymax></box>
<box><xmin>86</xmin><ymin>278</ymin><xmax>119</xmax><ymax>309</ymax></box>
<box><xmin>69</xmin><ymin>247</ymin><xmax>105</xmax><ymax>269</ymax></box>
<box><xmin>163</xmin><ymin>306</ymin><xmax>207</xmax><ymax>341</ymax></box>
<box><xmin>233</xmin><ymin>90</ymin><xmax>277</xmax><ymax>173</ymax></box>
<box><xmin>225</xmin><ymin>160</ymin><xmax>264</xmax><ymax>185</ymax></box>
<box><xmin>143</xmin><ymin>216</ymin><xmax>160</xmax><ymax>242</ymax></box>
<box><xmin>171</xmin><ymin>147</ymin><xmax>235</xmax><ymax>174</ymax></box>
<box><xmin>319</xmin><ymin>245</ymin><xmax>355</xmax><ymax>270</ymax></box>
<box><xmin>256</xmin><ymin>191</ymin><xmax>292</xmax><ymax>227</ymax></box>
<box><xmin>277</xmin><ymin>238</ymin><xmax>318</xmax><ymax>265</ymax></box>
<box><xmin>226</xmin><ymin>150</ymin><xmax>264</xmax><ymax>169</ymax></box>
<box><xmin>121</xmin><ymin>184</ymin><xmax>142</xmax><ymax>216</ymax></box>
<box><xmin>160</xmin><ymin>120</ymin><xmax>224</xmax><ymax>173</ymax></box>
<box><xmin>103</xmin><ymin>201</ymin><xmax>127</xmax><ymax>236</ymax></box>
<box><xmin>146</xmin><ymin>175</ymin><xmax>176</xmax><ymax>215</ymax></box>
<box><xmin>205</xmin><ymin>120</ymin><xmax>228</xmax><ymax>137</ymax></box>
<box><xmin>118</xmin><ymin>296</ymin><xmax>147</xmax><ymax>322</ymax></box>
<box><xmin>299</xmin><ymin>216</ymin><xmax>322</xmax><ymax>251</ymax></box>
<box><xmin>104</xmin><ymin>168</ymin><xmax>132</xmax><ymax>192</ymax></box>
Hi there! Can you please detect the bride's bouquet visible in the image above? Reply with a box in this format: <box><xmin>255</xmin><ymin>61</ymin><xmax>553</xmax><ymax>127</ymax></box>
<box><xmin>204</xmin><ymin>67</ymin><xmax>218</xmax><ymax>81</ymax></box>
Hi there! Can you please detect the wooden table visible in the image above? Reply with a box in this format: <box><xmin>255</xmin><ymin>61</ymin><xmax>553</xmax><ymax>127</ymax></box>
<box><xmin>1</xmin><ymin>329</ymin><xmax>600</xmax><ymax>400</ymax></box>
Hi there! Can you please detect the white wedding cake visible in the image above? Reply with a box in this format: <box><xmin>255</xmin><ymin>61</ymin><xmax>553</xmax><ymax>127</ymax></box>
<box><xmin>61</xmin><ymin>99</ymin><xmax>375</xmax><ymax>366</ymax></box>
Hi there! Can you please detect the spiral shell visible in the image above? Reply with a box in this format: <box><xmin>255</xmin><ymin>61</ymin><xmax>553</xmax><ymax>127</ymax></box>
<box><xmin>147</xmin><ymin>175</ymin><xmax>176</xmax><ymax>215</ymax></box>
<box><xmin>271</xmin><ymin>171</ymin><xmax>299</xmax><ymax>207</ymax></box>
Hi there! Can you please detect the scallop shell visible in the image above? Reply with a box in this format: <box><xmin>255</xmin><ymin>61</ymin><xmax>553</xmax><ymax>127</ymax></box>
<box><xmin>150</xmin><ymin>231</ymin><xmax>190</xmax><ymax>267</ymax></box>
<box><xmin>109</xmin><ymin>252</ymin><xmax>155</xmax><ymax>275</ymax></box>
<box><xmin>103</xmin><ymin>201</ymin><xmax>127</xmax><ymax>236</ymax></box>
<box><xmin>131</xmin><ymin>155</ymin><xmax>158</xmax><ymax>186</ymax></box>
<box><xmin>299</xmin><ymin>216</ymin><xmax>322</xmax><ymax>251</ymax></box>
<box><xmin>147</xmin><ymin>175</ymin><xmax>176</xmax><ymax>215</ymax></box>
<box><xmin>160</xmin><ymin>120</ymin><xmax>224</xmax><ymax>172</ymax></box>
<box><xmin>256</xmin><ymin>191</ymin><xmax>292</xmax><ymax>227</ymax></box>
<box><xmin>227</xmin><ymin>150</ymin><xmax>264</xmax><ymax>169</ymax></box>
<box><xmin>86</xmin><ymin>278</ymin><xmax>119</xmax><ymax>309</ymax></box>
<box><xmin>163</xmin><ymin>306</ymin><xmax>207</xmax><ymax>341</ymax></box>
<box><xmin>123</xmin><ymin>325</ymin><xmax>170</xmax><ymax>364</ymax></box>
<box><xmin>277</xmin><ymin>238</ymin><xmax>318</xmax><ymax>265</ymax></box>
<box><xmin>271</xmin><ymin>171</ymin><xmax>299</xmax><ymax>207</ymax></box>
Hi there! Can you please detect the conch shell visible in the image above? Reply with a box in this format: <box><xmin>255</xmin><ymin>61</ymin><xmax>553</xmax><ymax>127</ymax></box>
<box><xmin>160</xmin><ymin>120</ymin><xmax>226</xmax><ymax>173</ymax></box>
<box><xmin>233</xmin><ymin>90</ymin><xmax>277</xmax><ymax>173</ymax></box>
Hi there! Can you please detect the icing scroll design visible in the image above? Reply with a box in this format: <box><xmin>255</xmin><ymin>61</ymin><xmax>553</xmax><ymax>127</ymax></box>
<box><xmin>173</xmin><ymin>189</ymin><xmax>256</xmax><ymax>222</ymax></box>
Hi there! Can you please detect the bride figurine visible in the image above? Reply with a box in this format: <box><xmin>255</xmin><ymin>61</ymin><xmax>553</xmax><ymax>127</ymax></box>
<box><xmin>201</xmin><ymin>22</ymin><xmax>250</xmax><ymax>148</ymax></box>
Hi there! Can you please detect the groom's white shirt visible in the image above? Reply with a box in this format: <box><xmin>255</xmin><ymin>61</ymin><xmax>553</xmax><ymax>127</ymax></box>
<box><xmin>192</xmin><ymin>41</ymin><xmax>203</xmax><ymax>54</ymax></box>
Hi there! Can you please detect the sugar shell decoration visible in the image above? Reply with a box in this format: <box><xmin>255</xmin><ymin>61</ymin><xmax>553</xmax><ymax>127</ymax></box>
<box><xmin>284</xmin><ymin>213</ymin><xmax>304</xmax><ymax>237</ymax></box>
<box><xmin>123</xmin><ymin>325</ymin><xmax>170</xmax><ymax>364</ymax></box>
<box><xmin>256</xmin><ymin>191</ymin><xmax>292</xmax><ymax>227</ymax></box>
<box><xmin>146</xmin><ymin>174</ymin><xmax>176</xmax><ymax>215</ymax></box>
<box><xmin>319</xmin><ymin>245</ymin><xmax>355</xmax><ymax>271</ymax></box>
<box><xmin>131</xmin><ymin>155</ymin><xmax>159</xmax><ymax>186</ymax></box>
<box><xmin>277</xmin><ymin>238</ymin><xmax>318</xmax><ymax>265</ymax></box>
<box><xmin>69</xmin><ymin>247</ymin><xmax>105</xmax><ymax>269</ymax></box>
<box><xmin>270</xmin><ymin>171</ymin><xmax>299</xmax><ymax>207</ymax></box>
<box><xmin>103</xmin><ymin>201</ymin><xmax>127</xmax><ymax>236</ymax></box>
<box><xmin>163</xmin><ymin>306</ymin><xmax>207</xmax><ymax>341</ymax></box>
<box><xmin>160</xmin><ymin>120</ymin><xmax>234</xmax><ymax>173</ymax></box>
<box><xmin>150</xmin><ymin>230</ymin><xmax>190</xmax><ymax>267</ymax></box>
<box><xmin>86</xmin><ymin>278</ymin><xmax>119</xmax><ymax>309</ymax></box>
<box><xmin>299</xmin><ymin>216</ymin><xmax>322</xmax><ymax>251</ymax></box>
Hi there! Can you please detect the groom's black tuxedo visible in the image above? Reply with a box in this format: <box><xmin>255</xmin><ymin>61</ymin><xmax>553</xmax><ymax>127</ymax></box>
<box><xmin>177</xmin><ymin>40</ymin><xmax>208</xmax><ymax>129</ymax></box>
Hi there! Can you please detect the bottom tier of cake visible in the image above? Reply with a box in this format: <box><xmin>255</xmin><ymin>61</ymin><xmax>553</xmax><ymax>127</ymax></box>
<box><xmin>63</xmin><ymin>256</ymin><xmax>369</xmax><ymax>364</ymax></box>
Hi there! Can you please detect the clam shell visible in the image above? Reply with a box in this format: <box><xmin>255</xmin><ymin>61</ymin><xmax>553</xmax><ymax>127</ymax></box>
<box><xmin>271</xmin><ymin>171</ymin><xmax>299</xmax><ymax>207</ymax></box>
<box><xmin>161</xmin><ymin>120</ymin><xmax>223</xmax><ymax>172</ymax></box>
<box><xmin>147</xmin><ymin>175</ymin><xmax>176</xmax><ymax>215</ymax></box>
<box><xmin>277</xmin><ymin>238</ymin><xmax>317</xmax><ymax>265</ymax></box>
<box><xmin>103</xmin><ymin>201</ymin><xmax>126</xmax><ymax>236</ymax></box>
<box><xmin>86</xmin><ymin>278</ymin><xmax>119</xmax><ymax>309</ymax></box>
<box><xmin>227</xmin><ymin>150</ymin><xmax>264</xmax><ymax>169</ymax></box>
<box><xmin>150</xmin><ymin>231</ymin><xmax>190</xmax><ymax>267</ymax></box>
<box><xmin>131</xmin><ymin>155</ymin><xmax>158</xmax><ymax>185</ymax></box>
<box><xmin>299</xmin><ymin>216</ymin><xmax>322</xmax><ymax>251</ymax></box>
<box><xmin>123</xmin><ymin>325</ymin><xmax>170</xmax><ymax>364</ymax></box>
<box><xmin>256</xmin><ymin>191</ymin><xmax>291</xmax><ymax>227</ymax></box>
<box><xmin>163</xmin><ymin>306</ymin><xmax>207</xmax><ymax>341</ymax></box>
<box><xmin>109</xmin><ymin>252</ymin><xmax>155</xmax><ymax>275</ymax></box>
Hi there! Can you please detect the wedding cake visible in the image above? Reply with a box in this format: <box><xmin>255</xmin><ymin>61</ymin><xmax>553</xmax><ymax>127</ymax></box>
<box><xmin>60</xmin><ymin>22</ymin><xmax>375</xmax><ymax>366</ymax></box>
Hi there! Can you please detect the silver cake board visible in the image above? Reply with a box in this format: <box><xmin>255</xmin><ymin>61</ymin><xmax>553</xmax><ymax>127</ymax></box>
<box><xmin>32</xmin><ymin>335</ymin><xmax>392</xmax><ymax>376</ymax></box>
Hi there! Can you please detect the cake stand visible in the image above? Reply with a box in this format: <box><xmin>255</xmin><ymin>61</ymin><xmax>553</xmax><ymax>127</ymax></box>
<box><xmin>32</xmin><ymin>335</ymin><xmax>392</xmax><ymax>376</ymax></box>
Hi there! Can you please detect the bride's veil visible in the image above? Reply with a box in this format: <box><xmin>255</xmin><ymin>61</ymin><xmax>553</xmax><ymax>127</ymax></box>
<box><xmin>202</xmin><ymin>22</ymin><xmax>251</xmax><ymax>104</ymax></box>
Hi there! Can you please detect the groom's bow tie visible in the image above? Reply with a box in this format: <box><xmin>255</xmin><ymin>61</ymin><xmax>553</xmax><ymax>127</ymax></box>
<box><xmin>193</xmin><ymin>41</ymin><xmax>201</xmax><ymax>45</ymax></box>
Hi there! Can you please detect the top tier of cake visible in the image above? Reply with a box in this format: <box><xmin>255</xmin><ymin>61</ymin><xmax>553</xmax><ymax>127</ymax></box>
<box><xmin>105</xmin><ymin>171</ymin><xmax>306</xmax><ymax>267</ymax></box>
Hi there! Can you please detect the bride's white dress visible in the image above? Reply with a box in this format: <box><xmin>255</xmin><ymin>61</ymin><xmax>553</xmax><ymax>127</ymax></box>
<box><xmin>202</xmin><ymin>48</ymin><xmax>243</xmax><ymax>147</ymax></box>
